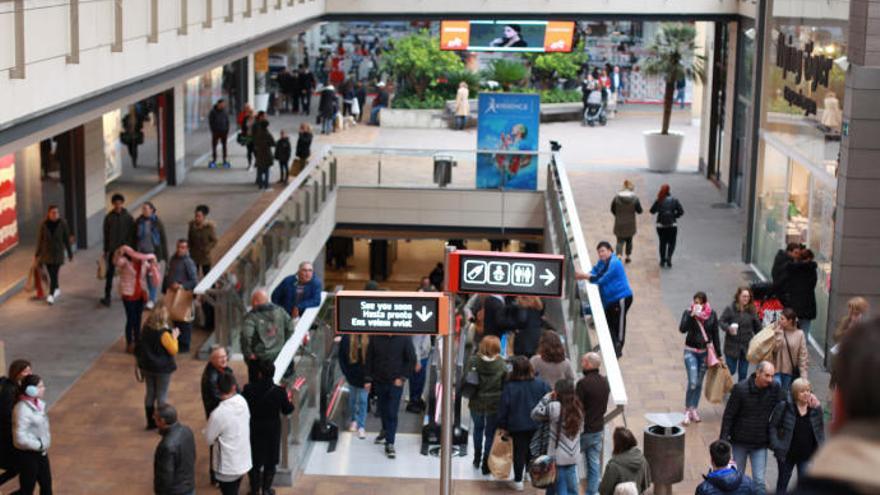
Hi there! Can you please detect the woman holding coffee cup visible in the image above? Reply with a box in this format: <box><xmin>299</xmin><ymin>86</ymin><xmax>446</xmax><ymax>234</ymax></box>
<box><xmin>679</xmin><ymin>291</ymin><xmax>720</xmax><ymax>425</ymax></box>
<box><xmin>719</xmin><ymin>287</ymin><xmax>761</xmax><ymax>382</ymax></box>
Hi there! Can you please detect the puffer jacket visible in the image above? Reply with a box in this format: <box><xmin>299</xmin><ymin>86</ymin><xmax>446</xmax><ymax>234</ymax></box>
<box><xmin>784</xmin><ymin>261</ymin><xmax>818</xmax><ymax>320</ymax></box>
<box><xmin>205</xmin><ymin>394</ymin><xmax>251</xmax><ymax>477</ymax></box>
<box><xmin>769</xmin><ymin>400</ymin><xmax>824</xmax><ymax>461</ymax></box>
<box><xmin>719</xmin><ymin>305</ymin><xmax>761</xmax><ymax>359</ymax></box>
<box><xmin>114</xmin><ymin>246</ymin><xmax>159</xmax><ymax>298</ymax></box>
<box><xmin>154</xmin><ymin>422</ymin><xmax>196</xmax><ymax>495</ymax></box>
<box><xmin>599</xmin><ymin>447</ymin><xmax>652</xmax><ymax>495</ymax></box>
<box><xmin>251</xmin><ymin>121</ymin><xmax>275</xmax><ymax>170</ymax></box>
<box><xmin>466</xmin><ymin>354</ymin><xmax>507</xmax><ymax>415</ymax></box>
<box><xmin>589</xmin><ymin>255</ymin><xmax>633</xmax><ymax>307</ymax></box>
<box><xmin>611</xmin><ymin>190</ymin><xmax>643</xmax><ymax>238</ymax></box>
<box><xmin>241</xmin><ymin>303</ymin><xmax>294</xmax><ymax>363</ymax></box>
<box><xmin>696</xmin><ymin>467</ymin><xmax>758</xmax><ymax>495</ymax></box>
<box><xmin>720</xmin><ymin>374</ymin><xmax>784</xmax><ymax>448</ymax></box>
<box><xmin>13</xmin><ymin>398</ymin><xmax>50</xmax><ymax>453</ymax></box>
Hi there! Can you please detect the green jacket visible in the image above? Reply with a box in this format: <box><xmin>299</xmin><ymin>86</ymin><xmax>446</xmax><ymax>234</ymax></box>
<box><xmin>467</xmin><ymin>354</ymin><xmax>507</xmax><ymax>415</ymax></box>
<box><xmin>187</xmin><ymin>220</ymin><xmax>217</xmax><ymax>267</ymax></box>
<box><xmin>599</xmin><ymin>447</ymin><xmax>652</xmax><ymax>495</ymax></box>
<box><xmin>35</xmin><ymin>219</ymin><xmax>72</xmax><ymax>265</ymax></box>
<box><xmin>241</xmin><ymin>303</ymin><xmax>293</xmax><ymax>363</ymax></box>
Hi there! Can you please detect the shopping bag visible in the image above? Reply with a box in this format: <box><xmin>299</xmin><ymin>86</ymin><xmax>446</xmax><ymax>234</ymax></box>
<box><xmin>704</xmin><ymin>362</ymin><xmax>735</xmax><ymax>404</ymax></box>
<box><xmin>747</xmin><ymin>324</ymin><xmax>777</xmax><ymax>364</ymax></box>
<box><xmin>97</xmin><ymin>256</ymin><xmax>107</xmax><ymax>280</ymax></box>
<box><xmin>351</xmin><ymin>97</ymin><xmax>360</xmax><ymax>117</ymax></box>
<box><xmin>487</xmin><ymin>429</ymin><xmax>513</xmax><ymax>480</ymax></box>
<box><xmin>25</xmin><ymin>262</ymin><xmax>36</xmax><ymax>292</ymax></box>
<box><xmin>164</xmin><ymin>287</ymin><xmax>194</xmax><ymax>321</ymax></box>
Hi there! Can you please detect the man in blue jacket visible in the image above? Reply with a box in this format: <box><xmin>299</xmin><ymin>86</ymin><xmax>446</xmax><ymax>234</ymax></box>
<box><xmin>271</xmin><ymin>261</ymin><xmax>322</xmax><ymax>318</ymax></box>
<box><xmin>576</xmin><ymin>241</ymin><xmax>633</xmax><ymax>357</ymax></box>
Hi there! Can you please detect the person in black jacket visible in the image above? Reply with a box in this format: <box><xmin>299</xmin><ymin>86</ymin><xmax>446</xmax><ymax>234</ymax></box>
<box><xmin>137</xmin><ymin>307</ymin><xmax>180</xmax><ymax>430</ymax></box>
<box><xmin>770</xmin><ymin>378</ymin><xmax>824</xmax><ymax>495</ymax></box>
<box><xmin>719</xmin><ymin>288</ymin><xmax>762</xmax><ymax>383</ymax></box>
<box><xmin>679</xmin><ymin>291</ymin><xmax>721</xmax><ymax>425</ymax></box>
<box><xmin>153</xmin><ymin>404</ymin><xmax>195</xmax><ymax>495</ymax></box>
<box><xmin>576</xmin><ymin>352</ymin><xmax>610</xmax><ymax>495</ymax></box>
<box><xmin>242</xmin><ymin>361</ymin><xmax>294</xmax><ymax>495</ymax></box>
<box><xmin>364</xmin><ymin>335</ymin><xmax>416</xmax><ymax>459</ymax></box>
<box><xmin>771</xmin><ymin>243</ymin><xmax>801</xmax><ymax>297</ymax></box>
<box><xmin>208</xmin><ymin>99</ymin><xmax>230</xmax><ymax>168</ymax></box>
<box><xmin>720</xmin><ymin>361</ymin><xmax>783</xmax><ymax>495</ymax></box>
<box><xmin>497</xmin><ymin>356</ymin><xmax>549</xmax><ymax>489</ymax></box>
<box><xmin>101</xmin><ymin>193</ymin><xmax>135</xmax><ymax>307</ymax></box>
<box><xmin>783</xmin><ymin>249</ymin><xmax>818</xmax><ymax>339</ymax></box>
<box><xmin>649</xmin><ymin>184</ymin><xmax>684</xmax><ymax>267</ymax></box>
<box><xmin>274</xmin><ymin>130</ymin><xmax>292</xmax><ymax>184</ymax></box>
<box><xmin>200</xmin><ymin>345</ymin><xmax>232</xmax><ymax>486</ymax></box>
<box><xmin>297</xmin><ymin>65</ymin><xmax>316</xmax><ymax>115</ymax></box>
<box><xmin>513</xmin><ymin>296</ymin><xmax>543</xmax><ymax>357</ymax></box>
<box><xmin>294</xmin><ymin>123</ymin><xmax>312</xmax><ymax>177</ymax></box>
<box><xmin>0</xmin><ymin>360</ymin><xmax>32</xmax><ymax>486</ymax></box>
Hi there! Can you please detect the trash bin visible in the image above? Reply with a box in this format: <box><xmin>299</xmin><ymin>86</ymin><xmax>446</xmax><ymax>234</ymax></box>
<box><xmin>433</xmin><ymin>155</ymin><xmax>455</xmax><ymax>187</ymax></box>
<box><xmin>643</xmin><ymin>413</ymin><xmax>686</xmax><ymax>495</ymax></box>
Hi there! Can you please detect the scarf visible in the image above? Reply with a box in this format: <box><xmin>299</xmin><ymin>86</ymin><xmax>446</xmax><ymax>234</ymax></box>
<box><xmin>690</xmin><ymin>302</ymin><xmax>712</xmax><ymax>323</ymax></box>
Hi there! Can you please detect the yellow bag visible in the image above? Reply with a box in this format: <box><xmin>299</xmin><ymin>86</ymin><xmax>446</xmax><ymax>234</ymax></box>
<box><xmin>97</xmin><ymin>257</ymin><xmax>107</xmax><ymax>280</ymax></box>
<box><xmin>164</xmin><ymin>287</ymin><xmax>194</xmax><ymax>322</ymax></box>
<box><xmin>488</xmin><ymin>429</ymin><xmax>513</xmax><ymax>480</ymax></box>
<box><xmin>704</xmin><ymin>363</ymin><xmax>735</xmax><ymax>404</ymax></box>
<box><xmin>747</xmin><ymin>324</ymin><xmax>777</xmax><ymax>364</ymax></box>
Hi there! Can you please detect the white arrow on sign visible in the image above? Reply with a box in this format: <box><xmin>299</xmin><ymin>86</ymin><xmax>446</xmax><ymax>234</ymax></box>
<box><xmin>416</xmin><ymin>306</ymin><xmax>433</xmax><ymax>322</ymax></box>
<box><xmin>539</xmin><ymin>268</ymin><xmax>556</xmax><ymax>286</ymax></box>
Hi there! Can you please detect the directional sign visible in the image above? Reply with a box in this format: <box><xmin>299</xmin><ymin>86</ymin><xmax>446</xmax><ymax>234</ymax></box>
<box><xmin>335</xmin><ymin>291</ymin><xmax>450</xmax><ymax>335</ymax></box>
<box><xmin>448</xmin><ymin>250</ymin><xmax>564</xmax><ymax>298</ymax></box>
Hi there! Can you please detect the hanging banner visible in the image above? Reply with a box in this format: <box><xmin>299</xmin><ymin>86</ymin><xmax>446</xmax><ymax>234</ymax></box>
<box><xmin>476</xmin><ymin>92</ymin><xmax>540</xmax><ymax>190</ymax></box>
<box><xmin>0</xmin><ymin>154</ymin><xmax>19</xmax><ymax>256</ymax></box>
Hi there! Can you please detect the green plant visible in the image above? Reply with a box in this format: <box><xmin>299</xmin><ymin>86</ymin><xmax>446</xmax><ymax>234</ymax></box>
<box><xmin>526</xmin><ymin>41</ymin><xmax>588</xmax><ymax>89</ymax></box>
<box><xmin>381</xmin><ymin>31</ymin><xmax>466</xmax><ymax>98</ymax></box>
<box><xmin>392</xmin><ymin>91</ymin><xmax>448</xmax><ymax>110</ymax></box>
<box><xmin>642</xmin><ymin>23</ymin><xmax>706</xmax><ymax>135</ymax></box>
<box><xmin>483</xmin><ymin>59</ymin><xmax>529</xmax><ymax>91</ymax></box>
<box><xmin>538</xmin><ymin>88</ymin><xmax>583</xmax><ymax>104</ymax></box>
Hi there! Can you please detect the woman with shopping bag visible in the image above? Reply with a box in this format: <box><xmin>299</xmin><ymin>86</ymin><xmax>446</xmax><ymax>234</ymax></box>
<box><xmin>678</xmin><ymin>291</ymin><xmax>720</xmax><ymax>425</ymax></box>
<box><xmin>496</xmin><ymin>356</ymin><xmax>549</xmax><ymax>490</ymax></box>
<box><xmin>771</xmin><ymin>308</ymin><xmax>809</xmax><ymax>392</ymax></box>
<box><xmin>530</xmin><ymin>378</ymin><xmax>583</xmax><ymax>495</ymax></box>
<box><xmin>467</xmin><ymin>335</ymin><xmax>507</xmax><ymax>475</ymax></box>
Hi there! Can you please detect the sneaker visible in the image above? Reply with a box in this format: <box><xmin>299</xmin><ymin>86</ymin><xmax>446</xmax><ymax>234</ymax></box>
<box><xmin>53</xmin><ymin>288</ymin><xmax>61</xmax><ymax>298</ymax></box>
<box><xmin>208</xmin><ymin>161</ymin><xmax>217</xmax><ymax>169</ymax></box>
<box><xmin>357</xmin><ymin>427</ymin><xmax>366</xmax><ymax>439</ymax></box>
<box><xmin>682</xmin><ymin>409</ymin><xmax>691</xmax><ymax>426</ymax></box>
<box><xmin>385</xmin><ymin>444</ymin><xmax>396</xmax><ymax>459</ymax></box>
<box><xmin>46</xmin><ymin>294</ymin><xmax>55</xmax><ymax>305</ymax></box>
<box><xmin>508</xmin><ymin>481</ymin><xmax>524</xmax><ymax>491</ymax></box>
<box><xmin>146</xmin><ymin>300</ymin><xmax>155</xmax><ymax>310</ymax></box>
<box><xmin>374</xmin><ymin>431</ymin><xmax>385</xmax><ymax>444</ymax></box>
<box><xmin>100</xmin><ymin>297</ymin><xmax>111</xmax><ymax>307</ymax></box>
<box><xmin>625</xmin><ymin>257</ymin><xmax>632</xmax><ymax>264</ymax></box>
<box><xmin>348</xmin><ymin>421</ymin><xmax>358</xmax><ymax>432</ymax></box>
<box><xmin>223</xmin><ymin>161</ymin><xmax>231</xmax><ymax>169</ymax></box>
<box><xmin>692</xmin><ymin>409</ymin><xmax>702</xmax><ymax>423</ymax></box>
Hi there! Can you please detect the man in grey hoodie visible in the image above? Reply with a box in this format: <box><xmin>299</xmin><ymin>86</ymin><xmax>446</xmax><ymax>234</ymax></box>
<box><xmin>610</xmin><ymin>179</ymin><xmax>643</xmax><ymax>264</ymax></box>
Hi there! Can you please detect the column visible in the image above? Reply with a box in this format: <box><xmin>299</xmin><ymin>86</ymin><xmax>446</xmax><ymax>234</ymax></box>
<box><xmin>174</xmin><ymin>84</ymin><xmax>187</xmax><ymax>184</ymax></box>
<box><xmin>829</xmin><ymin>0</ymin><xmax>880</xmax><ymax>333</ymax></box>
<box><xmin>82</xmin><ymin>118</ymin><xmax>107</xmax><ymax>247</ymax></box>
<box><xmin>247</xmin><ymin>53</ymin><xmax>256</xmax><ymax>107</ymax></box>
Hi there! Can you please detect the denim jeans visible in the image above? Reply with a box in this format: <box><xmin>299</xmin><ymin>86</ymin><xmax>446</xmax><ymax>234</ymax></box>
<box><xmin>725</xmin><ymin>352</ymin><xmax>750</xmax><ymax>383</ymax></box>
<box><xmin>146</xmin><ymin>275</ymin><xmax>157</xmax><ymax>303</ymax></box>
<box><xmin>370</xmin><ymin>105</ymin><xmax>385</xmax><ymax>125</ymax></box>
<box><xmin>546</xmin><ymin>464</ymin><xmax>579</xmax><ymax>495</ymax></box>
<box><xmin>776</xmin><ymin>458</ymin><xmax>809</xmax><ymax>495</ymax></box>
<box><xmin>409</xmin><ymin>357</ymin><xmax>429</xmax><ymax>402</ymax></box>
<box><xmin>375</xmin><ymin>381</ymin><xmax>403</xmax><ymax>445</ymax></box>
<box><xmin>321</xmin><ymin>114</ymin><xmax>334</xmax><ymax>134</ymax></box>
<box><xmin>732</xmin><ymin>444</ymin><xmax>767</xmax><ymax>495</ymax></box>
<box><xmin>580</xmin><ymin>431</ymin><xmax>603</xmax><ymax>495</ymax></box>
<box><xmin>471</xmin><ymin>412</ymin><xmax>498</xmax><ymax>459</ymax></box>
<box><xmin>256</xmin><ymin>167</ymin><xmax>270</xmax><ymax>189</ymax></box>
<box><xmin>684</xmin><ymin>348</ymin><xmax>708</xmax><ymax>409</ymax></box>
<box><xmin>615</xmin><ymin>236</ymin><xmax>633</xmax><ymax>257</ymax></box>
<box><xmin>349</xmin><ymin>385</ymin><xmax>368</xmax><ymax>429</ymax></box>
<box><xmin>455</xmin><ymin>115</ymin><xmax>466</xmax><ymax>130</ymax></box>
<box><xmin>143</xmin><ymin>371</ymin><xmax>171</xmax><ymax>408</ymax></box>
<box><xmin>122</xmin><ymin>299</ymin><xmax>145</xmax><ymax>344</ymax></box>
<box><xmin>774</xmin><ymin>373</ymin><xmax>794</xmax><ymax>394</ymax></box>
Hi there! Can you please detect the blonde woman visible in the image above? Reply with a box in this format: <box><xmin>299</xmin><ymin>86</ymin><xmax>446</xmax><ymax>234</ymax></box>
<box><xmin>135</xmin><ymin>305</ymin><xmax>179</xmax><ymax>429</ymax></box>
<box><xmin>830</xmin><ymin>296</ymin><xmax>870</xmax><ymax>387</ymax></box>
<box><xmin>338</xmin><ymin>334</ymin><xmax>369</xmax><ymax>439</ymax></box>
<box><xmin>769</xmin><ymin>378</ymin><xmax>824</xmax><ymax>495</ymax></box>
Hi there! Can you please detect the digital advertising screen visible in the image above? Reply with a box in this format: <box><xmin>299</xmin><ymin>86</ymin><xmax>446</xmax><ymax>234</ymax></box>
<box><xmin>440</xmin><ymin>20</ymin><xmax>575</xmax><ymax>53</ymax></box>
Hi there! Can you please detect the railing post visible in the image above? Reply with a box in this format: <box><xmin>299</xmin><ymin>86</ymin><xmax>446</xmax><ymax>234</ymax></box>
<box><xmin>67</xmin><ymin>0</ymin><xmax>80</xmax><ymax>64</ymax></box>
<box><xmin>10</xmin><ymin>0</ymin><xmax>25</xmax><ymax>79</ymax></box>
<box><xmin>295</xmin><ymin>202</ymin><xmax>302</xmax><ymax>237</ymax></box>
<box><xmin>244</xmin><ymin>0</ymin><xmax>252</xmax><ymax>17</ymax></box>
<box><xmin>178</xmin><ymin>0</ymin><xmax>188</xmax><ymax>35</ymax></box>
<box><xmin>203</xmin><ymin>0</ymin><xmax>212</xmax><ymax>28</ymax></box>
<box><xmin>226</xmin><ymin>0</ymin><xmax>234</xmax><ymax>22</ymax></box>
<box><xmin>313</xmin><ymin>181</ymin><xmax>319</xmax><ymax>212</ymax></box>
<box><xmin>112</xmin><ymin>0</ymin><xmax>123</xmax><ymax>51</ymax></box>
<box><xmin>276</xmin><ymin>0</ymin><xmax>283</xmax><ymax>10</ymax></box>
<box><xmin>261</xmin><ymin>0</ymin><xmax>269</xmax><ymax>14</ymax></box>
<box><xmin>148</xmin><ymin>0</ymin><xmax>159</xmax><ymax>43</ymax></box>
<box><xmin>304</xmin><ymin>192</ymin><xmax>311</xmax><ymax>224</ymax></box>
<box><xmin>321</xmin><ymin>170</ymin><xmax>327</xmax><ymax>202</ymax></box>
<box><xmin>330</xmin><ymin>158</ymin><xmax>337</xmax><ymax>189</ymax></box>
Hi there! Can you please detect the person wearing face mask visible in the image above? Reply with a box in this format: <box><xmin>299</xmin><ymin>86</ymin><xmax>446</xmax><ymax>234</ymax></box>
<box><xmin>0</xmin><ymin>360</ymin><xmax>32</xmax><ymax>486</ymax></box>
<box><xmin>575</xmin><ymin>241</ymin><xmax>634</xmax><ymax>357</ymax></box>
<box><xmin>576</xmin><ymin>352</ymin><xmax>610</xmax><ymax>495</ymax></box>
<box><xmin>679</xmin><ymin>291</ymin><xmax>721</xmax><ymax>425</ymax></box>
<box><xmin>13</xmin><ymin>375</ymin><xmax>52</xmax><ymax>495</ymax></box>
<box><xmin>34</xmin><ymin>205</ymin><xmax>72</xmax><ymax>305</ymax></box>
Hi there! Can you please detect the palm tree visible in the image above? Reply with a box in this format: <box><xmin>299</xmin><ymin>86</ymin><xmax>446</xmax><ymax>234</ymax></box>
<box><xmin>642</xmin><ymin>23</ymin><xmax>706</xmax><ymax>135</ymax></box>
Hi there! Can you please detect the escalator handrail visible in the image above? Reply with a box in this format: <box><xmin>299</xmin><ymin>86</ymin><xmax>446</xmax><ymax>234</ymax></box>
<box><xmin>272</xmin><ymin>291</ymin><xmax>329</xmax><ymax>384</ymax></box>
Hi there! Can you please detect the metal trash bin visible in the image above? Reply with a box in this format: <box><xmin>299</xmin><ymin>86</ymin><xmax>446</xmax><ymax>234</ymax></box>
<box><xmin>643</xmin><ymin>413</ymin><xmax>686</xmax><ymax>495</ymax></box>
<box><xmin>433</xmin><ymin>155</ymin><xmax>455</xmax><ymax>187</ymax></box>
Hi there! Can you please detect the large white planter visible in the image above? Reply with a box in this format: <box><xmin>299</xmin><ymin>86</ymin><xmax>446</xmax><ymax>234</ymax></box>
<box><xmin>643</xmin><ymin>131</ymin><xmax>685</xmax><ymax>173</ymax></box>
<box><xmin>254</xmin><ymin>93</ymin><xmax>270</xmax><ymax>112</ymax></box>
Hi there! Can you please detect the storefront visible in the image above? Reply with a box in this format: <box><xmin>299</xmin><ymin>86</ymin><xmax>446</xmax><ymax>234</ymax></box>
<box><xmin>750</xmin><ymin>0</ymin><xmax>849</xmax><ymax>353</ymax></box>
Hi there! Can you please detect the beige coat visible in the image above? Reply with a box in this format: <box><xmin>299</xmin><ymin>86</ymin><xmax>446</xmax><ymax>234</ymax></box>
<box><xmin>454</xmin><ymin>86</ymin><xmax>470</xmax><ymax>117</ymax></box>
<box><xmin>773</xmin><ymin>328</ymin><xmax>809</xmax><ymax>378</ymax></box>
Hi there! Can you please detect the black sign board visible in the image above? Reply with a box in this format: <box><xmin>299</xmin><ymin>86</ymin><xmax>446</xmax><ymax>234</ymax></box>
<box><xmin>449</xmin><ymin>250</ymin><xmax>564</xmax><ymax>298</ymax></box>
<box><xmin>335</xmin><ymin>291</ymin><xmax>449</xmax><ymax>335</ymax></box>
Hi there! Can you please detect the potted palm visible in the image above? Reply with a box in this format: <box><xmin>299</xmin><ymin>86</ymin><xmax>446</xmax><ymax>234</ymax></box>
<box><xmin>642</xmin><ymin>23</ymin><xmax>706</xmax><ymax>172</ymax></box>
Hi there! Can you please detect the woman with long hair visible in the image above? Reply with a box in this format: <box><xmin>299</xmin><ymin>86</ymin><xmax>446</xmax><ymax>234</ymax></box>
<box><xmin>496</xmin><ymin>356</ymin><xmax>549</xmax><ymax>490</ymax></box>
<box><xmin>719</xmin><ymin>287</ymin><xmax>761</xmax><ymax>382</ymax></box>
<box><xmin>513</xmin><ymin>296</ymin><xmax>544</xmax><ymax>358</ymax></box>
<box><xmin>649</xmin><ymin>184</ymin><xmax>684</xmax><ymax>267</ymax></box>
<box><xmin>599</xmin><ymin>427</ymin><xmax>651</xmax><ymax>495</ymax></box>
<box><xmin>135</xmin><ymin>305</ymin><xmax>179</xmax><ymax>429</ymax></box>
<box><xmin>529</xmin><ymin>330</ymin><xmax>574</xmax><ymax>389</ymax></box>
<box><xmin>679</xmin><ymin>291</ymin><xmax>720</xmax><ymax>425</ymax></box>
<box><xmin>772</xmin><ymin>308</ymin><xmax>808</xmax><ymax>392</ymax></box>
<box><xmin>338</xmin><ymin>334</ymin><xmax>369</xmax><ymax>439</ymax></box>
<box><xmin>34</xmin><ymin>205</ymin><xmax>72</xmax><ymax>305</ymax></box>
<box><xmin>769</xmin><ymin>378</ymin><xmax>825</xmax><ymax>495</ymax></box>
<box><xmin>466</xmin><ymin>335</ymin><xmax>507</xmax><ymax>474</ymax></box>
<box><xmin>830</xmin><ymin>297</ymin><xmax>870</xmax><ymax>387</ymax></box>
<box><xmin>530</xmin><ymin>378</ymin><xmax>584</xmax><ymax>495</ymax></box>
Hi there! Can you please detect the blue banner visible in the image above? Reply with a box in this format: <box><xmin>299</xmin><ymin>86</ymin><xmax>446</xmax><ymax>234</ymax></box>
<box><xmin>476</xmin><ymin>93</ymin><xmax>540</xmax><ymax>190</ymax></box>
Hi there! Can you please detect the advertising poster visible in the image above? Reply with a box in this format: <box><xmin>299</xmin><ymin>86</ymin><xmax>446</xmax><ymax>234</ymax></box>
<box><xmin>440</xmin><ymin>20</ymin><xmax>574</xmax><ymax>53</ymax></box>
<box><xmin>476</xmin><ymin>93</ymin><xmax>540</xmax><ymax>190</ymax></box>
<box><xmin>0</xmin><ymin>154</ymin><xmax>19</xmax><ymax>256</ymax></box>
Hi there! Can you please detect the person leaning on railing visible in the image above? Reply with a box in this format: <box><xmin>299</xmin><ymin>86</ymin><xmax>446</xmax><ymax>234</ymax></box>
<box><xmin>575</xmin><ymin>241</ymin><xmax>634</xmax><ymax>358</ymax></box>
<box><xmin>271</xmin><ymin>261</ymin><xmax>323</xmax><ymax>319</ymax></box>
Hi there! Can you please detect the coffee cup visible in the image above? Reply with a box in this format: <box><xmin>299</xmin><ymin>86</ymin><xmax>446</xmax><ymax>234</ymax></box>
<box><xmin>729</xmin><ymin>323</ymin><xmax>739</xmax><ymax>335</ymax></box>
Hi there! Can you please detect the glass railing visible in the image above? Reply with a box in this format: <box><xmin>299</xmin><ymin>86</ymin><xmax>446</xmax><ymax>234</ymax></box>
<box><xmin>193</xmin><ymin>149</ymin><xmax>337</xmax><ymax>355</ymax></box>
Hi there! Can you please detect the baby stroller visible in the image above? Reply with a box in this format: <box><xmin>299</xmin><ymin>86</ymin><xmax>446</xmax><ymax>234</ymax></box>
<box><xmin>583</xmin><ymin>90</ymin><xmax>607</xmax><ymax>127</ymax></box>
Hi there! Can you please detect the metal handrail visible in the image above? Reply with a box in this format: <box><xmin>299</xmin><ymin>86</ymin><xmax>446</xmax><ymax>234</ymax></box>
<box><xmin>549</xmin><ymin>152</ymin><xmax>628</xmax><ymax>409</ymax></box>
<box><xmin>194</xmin><ymin>147</ymin><xmax>331</xmax><ymax>295</ymax></box>
<box><xmin>272</xmin><ymin>292</ymin><xmax>329</xmax><ymax>384</ymax></box>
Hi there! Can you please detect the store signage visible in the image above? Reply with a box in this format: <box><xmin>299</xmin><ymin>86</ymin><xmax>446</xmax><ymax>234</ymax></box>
<box><xmin>0</xmin><ymin>154</ymin><xmax>19</xmax><ymax>257</ymax></box>
<box><xmin>448</xmin><ymin>250</ymin><xmax>564</xmax><ymax>298</ymax></box>
<box><xmin>776</xmin><ymin>33</ymin><xmax>834</xmax><ymax>116</ymax></box>
<box><xmin>335</xmin><ymin>291</ymin><xmax>449</xmax><ymax>335</ymax></box>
